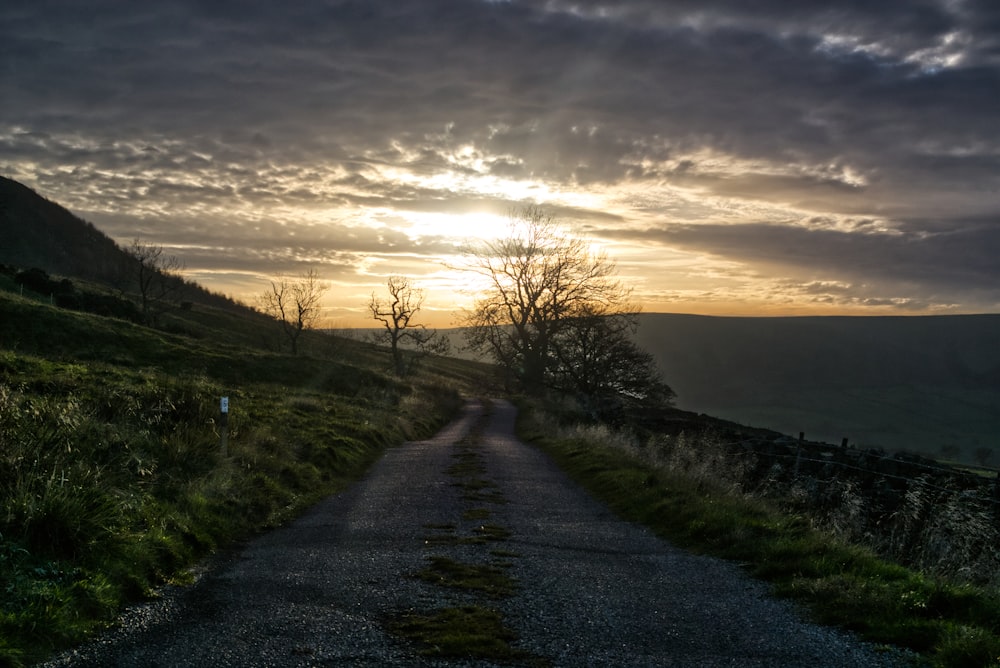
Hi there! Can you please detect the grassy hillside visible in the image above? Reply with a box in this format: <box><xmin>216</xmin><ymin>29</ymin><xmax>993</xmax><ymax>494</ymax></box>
<box><xmin>635</xmin><ymin>313</ymin><xmax>1000</xmax><ymax>461</ymax></box>
<box><xmin>0</xmin><ymin>177</ymin><xmax>123</xmax><ymax>285</ymax></box>
<box><xmin>0</xmin><ymin>176</ymin><xmax>259</xmax><ymax>318</ymax></box>
<box><xmin>0</xmin><ymin>289</ymin><xmax>490</xmax><ymax>667</ymax></box>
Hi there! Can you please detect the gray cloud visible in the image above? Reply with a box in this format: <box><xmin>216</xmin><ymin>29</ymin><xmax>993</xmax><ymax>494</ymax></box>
<box><xmin>2</xmin><ymin>0</ymin><xmax>999</xmax><ymax>318</ymax></box>
<box><xmin>614</xmin><ymin>218</ymin><xmax>1000</xmax><ymax>310</ymax></box>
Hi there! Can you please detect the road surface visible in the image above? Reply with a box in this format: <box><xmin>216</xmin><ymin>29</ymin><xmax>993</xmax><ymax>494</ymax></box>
<box><xmin>44</xmin><ymin>399</ymin><xmax>911</xmax><ymax>667</ymax></box>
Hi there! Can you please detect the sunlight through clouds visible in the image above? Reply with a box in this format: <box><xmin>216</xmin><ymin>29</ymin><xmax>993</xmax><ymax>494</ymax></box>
<box><xmin>3</xmin><ymin>1</ymin><xmax>1000</xmax><ymax>324</ymax></box>
<box><xmin>401</xmin><ymin>210</ymin><xmax>509</xmax><ymax>243</ymax></box>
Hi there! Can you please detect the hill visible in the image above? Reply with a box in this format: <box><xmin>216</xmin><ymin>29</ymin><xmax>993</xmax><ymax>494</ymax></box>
<box><xmin>635</xmin><ymin>313</ymin><xmax>1000</xmax><ymax>461</ymax></box>
<box><xmin>0</xmin><ymin>176</ymin><xmax>251</xmax><ymax>316</ymax></box>
<box><xmin>0</xmin><ymin>176</ymin><xmax>124</xmax><ymax>283</ymax></box>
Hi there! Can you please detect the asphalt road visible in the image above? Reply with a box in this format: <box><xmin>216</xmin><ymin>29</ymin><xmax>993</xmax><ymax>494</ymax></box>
<box><xmin>44</xmin><ymin>399</ymin><xmax>913</xmax><ymax>667</ymax></box>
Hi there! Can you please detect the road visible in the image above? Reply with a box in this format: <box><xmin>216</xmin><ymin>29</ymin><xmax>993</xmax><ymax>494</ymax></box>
<box><xmin>45</xmin><ymin>399</ymin><xmax>911</xmax><ymax>667</ymax></box>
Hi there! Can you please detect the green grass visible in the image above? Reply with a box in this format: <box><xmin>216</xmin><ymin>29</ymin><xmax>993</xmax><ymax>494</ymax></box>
<box><xmin>462</xmin><ymin>507</ymin><xmax>492</xmax><ymax>521</ymax></box>
<box><xmin>516</xmin><ymin>403</ymin><xmax>1000</xmax><ymax>668</ymax></box>
<box><xmin>0</xmin><ymin>292</ymin><xmax>479</xmax><ymax>667</ymax></box>
<box><xmin>386</xmin><ymin>605</ymin><xmax>546</xmax><ymax>665</ymax></box>
<box><xmin>472</xmin><ymin>524</ymin><xmax>512</xmax><ymax>542</ymax></box>
<box><xmin>415</xmin><ymin>556</ymin><xmax>517</xmax><ymax>599</ymax></box>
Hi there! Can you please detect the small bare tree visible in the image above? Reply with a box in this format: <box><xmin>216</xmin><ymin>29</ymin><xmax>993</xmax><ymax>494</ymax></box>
<box><xmin>258</xmin><ymin>269</ymin><xmax>328</xmax><ymax>355</ymax></box>
<box><xmin>121</xmin><ymin>238</ymin><xmax>185</xmax><ymax>325</ymax></box>
<box><xmin>368</xmin><ymin>275</ymin><xmax>441</xmax><ymax>375</ymax></box>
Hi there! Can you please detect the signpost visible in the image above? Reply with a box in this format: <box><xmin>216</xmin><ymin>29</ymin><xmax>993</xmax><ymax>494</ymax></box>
<box><xmin>220</xmin><ymin>396</ymin><xmax>229</xmax><ymax>456</ymax></box>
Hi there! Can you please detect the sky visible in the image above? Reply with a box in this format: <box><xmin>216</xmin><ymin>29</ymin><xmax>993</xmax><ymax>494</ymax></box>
<box><xmin>2</xmin><ymin>1</ymin><xmax>1000</xmax><ymax>326</ymax></box>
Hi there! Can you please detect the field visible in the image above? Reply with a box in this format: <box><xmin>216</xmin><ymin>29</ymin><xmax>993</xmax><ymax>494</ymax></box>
<box><xmin>634</xmin><ymin>313</ymin><xmax>1000</xmax><ymax>462</ymax></box>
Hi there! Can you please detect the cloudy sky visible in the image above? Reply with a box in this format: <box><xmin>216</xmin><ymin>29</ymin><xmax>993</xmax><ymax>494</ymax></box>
<box><xmin>3</xmin><ymin>1</ymin><xmax>999</xmax><ymax>325</ymax></box>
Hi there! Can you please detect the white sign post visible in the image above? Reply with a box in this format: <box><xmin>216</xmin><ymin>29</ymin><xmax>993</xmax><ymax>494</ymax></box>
<box><xmin>220</xmin><ymin>396</ymin><xmax>230</xmax><ymax>456</ymax></box>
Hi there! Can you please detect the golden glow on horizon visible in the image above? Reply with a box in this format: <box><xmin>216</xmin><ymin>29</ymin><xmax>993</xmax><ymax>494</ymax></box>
<box><xmin>15</xmin><ymin>126</ymin><xmax>987</xmax><ymax>327</ymax></box>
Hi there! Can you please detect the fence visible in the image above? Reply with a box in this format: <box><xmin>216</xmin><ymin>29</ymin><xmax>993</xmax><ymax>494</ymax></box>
<box><xmin>640</xmin><ymin>422</ymin><xmax>1000</xmax><ymax>586</ymax></box>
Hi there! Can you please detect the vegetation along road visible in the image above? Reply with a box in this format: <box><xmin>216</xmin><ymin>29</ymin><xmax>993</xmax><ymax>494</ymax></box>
<box><xmin>44</xmin><ymin>400</ymin><xmax>911</xmax><ymax>667</ymax></box>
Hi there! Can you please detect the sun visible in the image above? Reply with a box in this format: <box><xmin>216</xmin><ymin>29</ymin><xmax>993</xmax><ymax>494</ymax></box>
<box><xmin>397</xmin><ymin>209</ymin><xmax>509</xmax><ymax>245</ymax></box>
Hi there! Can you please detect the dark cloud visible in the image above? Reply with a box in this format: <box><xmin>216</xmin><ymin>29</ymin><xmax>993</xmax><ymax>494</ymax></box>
<box><xmin>614</xmin><ymin>217</ymin><xmax>1000</xmax><ymax>308</ymax></box>
<box><xmin>2</xmin><ymin>0</ymin><xmax>999</xmax><ymax>317</ymax></box>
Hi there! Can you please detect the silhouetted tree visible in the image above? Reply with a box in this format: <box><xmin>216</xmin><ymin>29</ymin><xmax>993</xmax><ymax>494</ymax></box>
<box><xmin>120</xmin><ymin>238</ymin><xmax>184</xmax><ymax>325</ymax></box>
<box><xmin>258</xmin><ymin>269</ymin><xmax>327</xmax><ymax>355</ymax></box>
<box><xmin>369</xmin><ymin>275</ymin><xmax>444</xmax><ymax>376</ymax></box>
<box><xmin>549</xmin><ymin>304</ymin><xmax>675</xmax><ymax>419</ymax></box>
<box><xmin>459</xmin><ymin>207</ymin><xmax>672</xmax><ymax>416</ymax></box>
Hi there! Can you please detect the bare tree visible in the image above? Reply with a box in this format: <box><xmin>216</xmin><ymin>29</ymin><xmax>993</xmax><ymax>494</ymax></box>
<box><xmin>121</xmin><ymin>238</ymin><xmax>184</xmax><ymax>325</ymax></box>
<box><xmin>459</xmin><ymin>207</ymin><xmax>672</xmax><ymax>415</ymax></box>
<box><xmin>258</xmin><ymin>269</ymin><xmax>328</xmax><ymax>355</ymax></box>
<box><xmin>369</xmin><ymin>275</ymin><xmax>442</xmax><ymax>376</ymax></box>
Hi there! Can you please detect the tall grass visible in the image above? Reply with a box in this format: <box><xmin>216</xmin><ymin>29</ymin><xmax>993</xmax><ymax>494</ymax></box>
<box><xmin>639</xmin><ymin>428</ymin><xmax>1000</xmax><ymax>588</ymax></box>
<box><xmin>553</xmin><ymin>416</ymin><xmax>1000</xmax><ymax>589</ymax></box>
<box><xmin>518</xmin><ymin>405</ymin><xmax>1000</xmax><ymax>668</ymax></box>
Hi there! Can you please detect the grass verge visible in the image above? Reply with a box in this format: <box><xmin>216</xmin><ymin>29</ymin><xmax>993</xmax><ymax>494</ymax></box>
<box><xmin>0</xmin><ymin>295</ymin><xmax>474</xmax><ymax>667</ymax></box>
<box><xmin>516</xmin><ymin>404</ymin><xmax>1000</xmax><ymax>668</ymax></box>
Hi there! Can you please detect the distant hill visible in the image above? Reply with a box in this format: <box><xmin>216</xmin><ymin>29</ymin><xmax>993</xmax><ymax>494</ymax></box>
<box><xmin>635</xmin><ymin>313</ymin><xmax>1000</xmax><ymax>461</ymax></box>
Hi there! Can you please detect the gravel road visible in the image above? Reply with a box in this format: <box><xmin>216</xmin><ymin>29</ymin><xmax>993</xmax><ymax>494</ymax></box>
<box><xmin>43</xmin><ymin>399</ymin><xmax>914</xmax><ymax>667</ymax></box>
